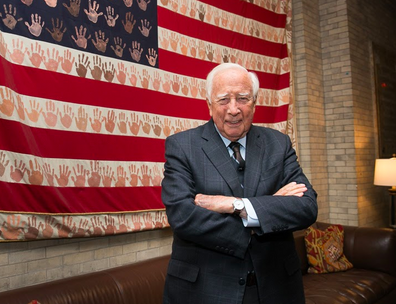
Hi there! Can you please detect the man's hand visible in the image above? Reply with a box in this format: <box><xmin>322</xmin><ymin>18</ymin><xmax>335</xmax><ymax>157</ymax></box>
<box><xmin>274</xmin><ymin>182</ymin><xmax>307</xmax><ymax>197</ymax></box>
<box><xmin>194</xmin><ymin>194</ymin><xmax>234</xmax><ymax>214</ymax></box>
<box><xmin>194</xmin><ymin>181</ymin><xmax>307</xmax><ymax>216</ymax></box>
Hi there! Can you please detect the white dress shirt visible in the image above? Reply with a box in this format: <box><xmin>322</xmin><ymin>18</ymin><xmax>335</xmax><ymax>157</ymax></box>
<box><xmin>215</xmin><ymin>128</ymin><xmax>260</xmax><ymax>227</ymax></box>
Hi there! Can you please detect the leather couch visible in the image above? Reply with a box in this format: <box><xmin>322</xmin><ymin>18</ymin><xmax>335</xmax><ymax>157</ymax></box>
<box><xmin>296</xmin><ymin>222</ymin><xmax>396</xmax><ymax>303</ymax></box>
<box><xmin>0</xmin><ymin>222</ymin><xmax>395</xmax><ymax>304</ymax></box>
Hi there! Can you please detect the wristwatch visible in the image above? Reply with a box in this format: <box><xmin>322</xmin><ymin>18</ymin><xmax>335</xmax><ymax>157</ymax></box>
<box><xmin>232</xmin><ymin>198</ymin><xmax>245</xmax><ymax>215</ymax></box>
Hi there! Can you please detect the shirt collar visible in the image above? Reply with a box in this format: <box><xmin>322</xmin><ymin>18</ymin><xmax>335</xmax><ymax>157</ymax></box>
<box><xmin>214</xmin><ymin>124</ymin><xmax>247</xmax><ymax>148</ymax></box>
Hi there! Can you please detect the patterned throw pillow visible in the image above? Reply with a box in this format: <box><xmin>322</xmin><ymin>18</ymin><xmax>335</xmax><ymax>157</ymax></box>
<box><xmin>304</xmin><ymin>224</ymin><xmax>353</xmax><ymax>274</ymax></box>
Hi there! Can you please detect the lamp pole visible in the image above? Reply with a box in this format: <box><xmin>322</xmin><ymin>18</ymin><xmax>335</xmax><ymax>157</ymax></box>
<box><xmin>390</xmin><ymin>187</ymin><xmax>396</xmax><ymax>229</ymax></box>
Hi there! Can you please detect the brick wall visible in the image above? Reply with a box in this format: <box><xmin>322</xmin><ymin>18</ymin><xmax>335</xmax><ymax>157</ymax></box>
<box><xmin>293</xmin><ymin>0</ymin><xmax>396</xmax><ymax>226</ymax></box>
<box><xmin>320</xmin><ymin>0</ymin><xmax>359</xmax><ymax>225</ymax></box>
<box><xmin>346</xmin><ymin>0</ymin><xmax>385</xmax><ymax>226</ymax></box>
<box><xmin>292</xmin><ymin>0</ymin><xmax>330</xmax><ymax>222</ymax></box>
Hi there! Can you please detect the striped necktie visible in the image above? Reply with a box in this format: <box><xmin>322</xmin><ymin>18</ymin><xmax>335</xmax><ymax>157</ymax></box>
<box><xmin>229</xmin><ymin>142</ymin><xmax>245</xmax><ymax>171</ymax></box>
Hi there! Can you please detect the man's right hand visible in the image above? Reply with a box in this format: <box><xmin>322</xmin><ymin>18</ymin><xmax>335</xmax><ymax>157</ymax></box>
<box><xmin>274</xmin><ymin>182</ymin><xmax>307</xmax><ymax>197</ymax></box>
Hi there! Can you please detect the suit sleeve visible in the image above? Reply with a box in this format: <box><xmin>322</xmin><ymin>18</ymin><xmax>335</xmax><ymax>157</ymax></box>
<box><xmin>161</xmin><ymin>134</ymin><xmax>251</xmax><ymax>259</ymax></box>
<box><xmin>248</xmin><ymin>133</ymin><xmax>318</xmax><ymax>235</ymax></box>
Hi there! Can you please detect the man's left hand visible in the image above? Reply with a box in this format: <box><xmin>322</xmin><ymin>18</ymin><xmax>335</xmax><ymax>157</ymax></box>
<box><xmin>194</xmin><ymin>194</ymin><xmax>234</xmax><ymax>214</ymax></box>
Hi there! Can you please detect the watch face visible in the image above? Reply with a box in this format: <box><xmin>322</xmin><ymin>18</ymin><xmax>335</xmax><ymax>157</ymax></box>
<box><xmin>234</xmin><ymin>199</ymin><xmax>244</xmax><ymax>210</ymax></box>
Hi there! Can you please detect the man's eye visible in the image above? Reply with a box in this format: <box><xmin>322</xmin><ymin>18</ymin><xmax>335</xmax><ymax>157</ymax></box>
<box><xmin>237</xmin><ymin>97</ymin><xmax>250</xmax><ymax>103</ymax></box>
<box><xmin>218</xmin><ymin>98</ymin><xmax>230</xmax><ymax>105</ymax></box>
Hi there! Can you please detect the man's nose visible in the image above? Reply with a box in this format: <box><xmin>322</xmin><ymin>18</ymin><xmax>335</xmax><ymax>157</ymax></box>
<box><xmin>227</xmin><ymin>99</ymin><xmax>240</xmax><ymax>114</ymax></box>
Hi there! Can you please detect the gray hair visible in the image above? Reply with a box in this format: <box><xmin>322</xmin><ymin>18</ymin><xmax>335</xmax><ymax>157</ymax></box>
<box><xmin>205</xmin><ymin>63</ymin><xmax>260</xmax><ymax>104</ymax></box>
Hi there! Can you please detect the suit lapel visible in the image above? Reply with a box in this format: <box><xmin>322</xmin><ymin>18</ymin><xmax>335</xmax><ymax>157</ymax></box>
<box><xmin>244</xmin><ymin>126</ymin><xmax>263</xmax><ymax>197</ymax></box>
<box><xmin>201</xmin><ymin>120</ymin><xmax>244</xmax><ymax>197</ymax></box>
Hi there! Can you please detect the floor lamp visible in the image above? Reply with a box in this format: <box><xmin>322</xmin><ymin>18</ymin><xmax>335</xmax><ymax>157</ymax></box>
<box><xmin>374</xmin><ymin>154</ymin><xmax>396</xmax><ymax>228</ymax></box>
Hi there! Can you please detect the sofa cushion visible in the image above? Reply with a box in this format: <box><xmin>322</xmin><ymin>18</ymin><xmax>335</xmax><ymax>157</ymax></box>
<box><xmin>304</xmin><ymin>268</ymin><xmax>396</xmax><ymax>304</ymax></box>
<box><xmin>305</xmin><ymin>225</ymin><xmax>353</xmax><ymax>274</ymax></box>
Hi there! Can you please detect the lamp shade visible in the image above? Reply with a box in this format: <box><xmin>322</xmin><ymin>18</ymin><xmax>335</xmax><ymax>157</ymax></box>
<box><xmin>374</xmin><ymin>157</ymin><xmax>396</xmax><ymax>186</ymax></box>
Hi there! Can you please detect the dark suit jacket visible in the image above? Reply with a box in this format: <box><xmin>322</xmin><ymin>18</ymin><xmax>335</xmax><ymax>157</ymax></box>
<box><xmin>161</xmin><ymin>119</ymin><xmax>318</xmax><ymax>304</ymax></box>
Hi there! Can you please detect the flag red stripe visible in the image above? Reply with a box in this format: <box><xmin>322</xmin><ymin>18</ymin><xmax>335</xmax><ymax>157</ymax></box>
<box><xmin>157</xmin><ymin>7</ymin><xmax>289</xmax><ymax>59</ymax></box>
<box><xmin>198</xmin><ymin>0</ymin><xmax>287</xmax><ymax>28</ymax></box>
<box><xmin>0</xmin><ymin>182</ymin><xmax>164</xmax><ymax>213</ymax></box>
<box><xmin>158</xmin><ymin>49</ymin><xmax>290</xmax><ymax>90</ymax></box>
<box><xmin>159</xmin><ymin>49</ymin><xmax>218</xmax><ymax>79</ymax></box>
<box><xmin>0</xmin><ymin>119</ymin><xmax>166</xmax><ymax>161</ymax></box>
<box><xmin>0</xmin><ymin>56</ymin><xmax>209</xmax><ymax>120</ymax></box>
<box><xmin>253</xmin><ymin>104</ymin><xmax>289</xmax><ymax>124</ymax></box>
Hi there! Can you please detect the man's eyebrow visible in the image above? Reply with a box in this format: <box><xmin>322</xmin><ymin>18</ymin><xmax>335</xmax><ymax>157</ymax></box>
<box><xmin>215</xmin><ymin>93</ymin><xmax>229</xmax><ymax>99</ymax></box>
<box><xmin>215</xmin><ymin>92</ymin><xmax>250</xmax><ymax>98</ymax></box>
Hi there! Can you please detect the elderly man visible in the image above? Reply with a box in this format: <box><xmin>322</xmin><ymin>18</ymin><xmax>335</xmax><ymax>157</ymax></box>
<box><xmin>161</xmin><ymin>63</ymin><xmax>317</xmax><ymax>304</ymax></box>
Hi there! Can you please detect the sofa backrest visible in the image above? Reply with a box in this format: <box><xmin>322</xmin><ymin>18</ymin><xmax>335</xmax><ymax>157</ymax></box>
<box><xmin>0</xmin><ymin>255</ymin><xmax>171</xmax><ymax>304</ymax></box>
<box><xmin>343</xmin><ymin>225</ymin><xmax>396</xmax><ymax>276</ymax></box>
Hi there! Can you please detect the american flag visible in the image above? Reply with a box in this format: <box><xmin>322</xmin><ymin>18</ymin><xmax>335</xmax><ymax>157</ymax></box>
<box><xmin>0</xmin><ymin>0</ymin><xmax>294</xmax><ymax>241</ymax></box>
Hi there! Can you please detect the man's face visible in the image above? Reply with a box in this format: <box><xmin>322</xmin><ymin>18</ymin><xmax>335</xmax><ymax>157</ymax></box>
<box><xmin>207</xmin><ymin>68</ymin><xmax>256</xmax><ymax>142</ymax></box>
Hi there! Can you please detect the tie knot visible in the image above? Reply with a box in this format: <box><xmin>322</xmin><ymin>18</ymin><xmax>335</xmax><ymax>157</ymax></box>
<box><xmin>229</xmin><ymin>141</ymin><xmax>241</xmax><ymax>151</ymax></box>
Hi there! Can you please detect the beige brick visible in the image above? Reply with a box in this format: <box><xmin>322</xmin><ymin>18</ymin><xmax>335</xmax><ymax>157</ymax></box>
<box><xmin>47</xmin><ymin>267</ymin><xmax>65</xmax><ymax>282</ymax></box>
<box><xmin>79</xmin><ymin>237</ymin><xmax>109</xmax><ymax>252</ymax></box>
<box><xmin>123</xmin><ymin>241</ymin><xmax>148</xmax><ymax>254</ymax></box>
<box><xmin>46</xmin><ymin>242</ymin><xmax>79</xmax><ymax>258</ymax></box>
<box><xmin>159</xmin><ymin>245</ymin><xmax>172</xmax><ymax>256</ymax></box>
<box><xmin>0</xmin><ymin>263</ymin><xmax>27</xmax><ymax>277</ymax></box>
<box><xmin>109</xmin><ymin>253</ymin><xmax>137</xmax><ymax>268</ymax></box>
<box><xmin>28</xmin><ymin>256</ymin><xmax>62</xmax><ymax>272</ymax></box>
<box><xmin>136</xmin><ymin>248</ymin><xmax>160</xmax><ymax>262</ymax></box>
<box><xmin>63</xmin><ymin>251</ymin><xmax>94</xmax><ymax>266</ymax></box>
<box><xmin>108</xmin><ymin>233</ymin><xmax>136</xmax><ymax>246</ymax></box>
<box><xmin>81</xmin><ymin>258</ymin><xmax>110</xmax><ymax>273</ymax></box>
<box><xmin>62</xmin><ymin>264</ymin><xmax>83</xmax><ymax>279</ymax></box>
<box><xmin>0</xmin><ymin>253</ymin><xmax>9</xmax><ymax>266</ymax></box>
<box><xmin>8</xmin><ymin>249</ymin><xmax>46</xmax><ymax>264</ymax></box>
<box><xmin>9</xmin><ymin>270</ymin><xmax>46</xmax><ymax>290</ymax></box>
<box><xmin>94</xmin><ymin>245</ymin><xmax>123</xmax><ymax>259</ymax></box>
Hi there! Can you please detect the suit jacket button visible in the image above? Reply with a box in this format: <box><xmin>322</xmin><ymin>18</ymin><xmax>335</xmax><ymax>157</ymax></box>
<box><xmin>239</xmin><ymin>278</ymin><xmax>245</xmax><ymax>285</ymax></box>
<box><xmin>229</xmin><ymin>250</ymin><xmax>234</xmax><ymax>255</ymax></box>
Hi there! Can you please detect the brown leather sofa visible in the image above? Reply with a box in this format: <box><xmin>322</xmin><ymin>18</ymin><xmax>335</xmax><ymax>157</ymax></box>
<box><xmin>0</xmin><ymin>222</ymin><xmax>395</xmax><ymax>304</ymax></box>
<box><xmin>297</xmin><ymin>222</ymin><xmax>396</xmax><ymax>303</ymax></box>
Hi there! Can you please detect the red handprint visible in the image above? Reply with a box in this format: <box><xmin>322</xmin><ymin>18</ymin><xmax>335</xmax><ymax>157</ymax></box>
<box><xmin>88</xmin><ymin>160</ymin><xmax>101</xmax><ymax>187</ymax></box>
<box><xmin>27</xmin><ymin>159</ymin><xmax>43</xmax><ymax>185</ymax></box>
<box><xmin>55</xmin><ymin>216</ymin><xmax>73</xmax><ymax>238</ymax></box>
<box><xmin>10</xmin><ymin>159</ymin><xmax>26</xmax><ymax>182</ymax></box>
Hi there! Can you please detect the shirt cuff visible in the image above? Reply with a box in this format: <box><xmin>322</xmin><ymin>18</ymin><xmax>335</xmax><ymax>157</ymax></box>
<box><xmin>241</xmin><ymin>198</ymin><xmax>260</xmax><ymax>227</ymax></box>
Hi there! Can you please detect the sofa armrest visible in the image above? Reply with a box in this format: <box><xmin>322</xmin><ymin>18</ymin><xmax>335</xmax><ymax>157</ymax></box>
<box><xmin>293</xmin><ymin>229</ymin><xmax>309</xmax><ymax>274</ymax></box>
<box><xmin>316</xmin><ymin>222</ymin><xmax>396</xmax><ymax>277</ymax></box>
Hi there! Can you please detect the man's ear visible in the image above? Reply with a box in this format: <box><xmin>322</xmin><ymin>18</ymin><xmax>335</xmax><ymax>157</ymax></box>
<box><xmin>252</xmin><ymin>98</ymin><xmax>257</xmax><ymax>115</ymax></box>
<box><xmin>206</xmin><ymin>99</ymin><xmax>213</xmax><ymax>117</ymax></box>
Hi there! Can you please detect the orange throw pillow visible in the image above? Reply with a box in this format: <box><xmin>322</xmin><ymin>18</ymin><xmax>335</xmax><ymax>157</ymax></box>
<box><xmin>304</xmin><ymin>224</ymin><xmax>353</xmax><ymax>274</ymax></box>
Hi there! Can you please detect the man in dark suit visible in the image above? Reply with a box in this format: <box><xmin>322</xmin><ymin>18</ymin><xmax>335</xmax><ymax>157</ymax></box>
<box><xmin>161</xmin><ymin>63</ymin><xmax>318</xmax><ymax>304</ymax></box>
